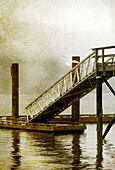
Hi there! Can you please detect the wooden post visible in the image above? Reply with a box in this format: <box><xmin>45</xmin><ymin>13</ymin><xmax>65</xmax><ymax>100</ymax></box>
<box><xmin>95</xmin><ymin>49</ymin><xmax>103</xmax><ymax>137</ymax></box>
<box><xmin>72</xmin><ymin>56</ymin><xmax>80</xmax><ymax>123</ymax></box>
<box><xmin>11</xmin><ymin>63</ymin><xmax>19</xmax><ymax>119</ymax></box>
<box><xmin>95</xmin><ymin>49</ymin><xmax>98</xmax><ymax>76</ymax></box>
<box><xmin>96</xmin><ymin>76</ymin><xmax>103</xmax><ymax>135</ymax></box>
<box><xmin>102</xmin><ymin>48</ymin><xmax>105</xmax><ymax>76</ymax></box>
<box><xmin>72</xmin><ymin>98</ymin><xmax>80</xmax><ymax>122</ymax></box>
<box><xmin>93</xmin><ymin>47</ymin><xmax>103</xmax><ymax>168</ymax></box>
<box><xmin>96</xmin><ymin>75</ymin><xmax>103</xmax><ymax>168</ymax></box>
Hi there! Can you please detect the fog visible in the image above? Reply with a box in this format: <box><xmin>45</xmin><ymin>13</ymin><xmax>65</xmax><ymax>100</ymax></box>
<box><xmin>0</xmin><ymin>0</ymin><xmax>115</xmax><ymax>94</ymax></box>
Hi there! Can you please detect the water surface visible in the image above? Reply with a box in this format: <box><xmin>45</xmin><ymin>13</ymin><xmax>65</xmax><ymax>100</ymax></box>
<box><xmin>0</xmin><ymin>124</ymin><xmax>115</xmax><ymax>169</ymax></box>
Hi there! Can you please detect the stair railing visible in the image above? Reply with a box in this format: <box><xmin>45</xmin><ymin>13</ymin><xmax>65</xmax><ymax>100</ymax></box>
<box><xmin>25</xmin><ymin>52</ymin><xmax>96</xmax><ymax>121</ymax></box>
<box><xmin>26</xmin><ymin>46</ymin><xmax>115</xmax><ymax>122</ymax></box>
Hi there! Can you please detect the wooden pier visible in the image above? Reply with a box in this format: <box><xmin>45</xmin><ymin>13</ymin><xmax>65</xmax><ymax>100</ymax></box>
<box><xmin>0</xmin><ymin>46</ymin><xmax>115</xmax><ymax>134</ymax></box>
<box><xmin>25</xmin><ymin>46</ymin><xmax>115</xmax><ymax>125</ymax></box>
<box><xmin>1</xmin><ymin>114</ymin><xmax>114</xmax><ymax>123</ymax></box>
<box><xmin>0</xmin><ymin>113</ymin><xmax>114</xmax><ymax>133</ymax></box>
<box><xmin>50</xmin><ymin>114</ymin><xmax>115</xmax><ymax>123</ymax></box>
<box><xmin>0</xmin><ymin>118</ymin><xmax>86</xmax><ymax>133</ymax></box>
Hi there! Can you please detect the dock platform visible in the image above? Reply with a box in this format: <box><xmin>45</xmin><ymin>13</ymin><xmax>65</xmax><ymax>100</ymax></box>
<box><xmin>51</xmin><ymin>114</ymin><xmax>115</xmax><ymax>123</ymax></box>
<box><xmin>0</xmin><ymin>118</ymin><xmax>86</xmax><ymax>133</ymax></box>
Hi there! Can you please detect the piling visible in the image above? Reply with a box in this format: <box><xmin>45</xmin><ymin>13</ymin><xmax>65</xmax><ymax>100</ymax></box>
<box><xmin>96</xmin><ymin>76</ymin><xmax>103</xmax><ymax>169</ymax></box>
<box><xmin>96</xmin><ymin>74</ymin><xmax>103</xmax><ymax>168</ymax></box>
<box><xmin>72</xmin><ymin>56</ymin><xmax>80</xmax><ymax>122</ymax></box>
<box><xmin>11</xmin><ymin>63</ymin><xmax>19</xmax><ymax>119</ymax></box>
<box><xmin>96</xmin><ymin>76</ymin><xmax>103</xmax><ymax>137</ymax></box>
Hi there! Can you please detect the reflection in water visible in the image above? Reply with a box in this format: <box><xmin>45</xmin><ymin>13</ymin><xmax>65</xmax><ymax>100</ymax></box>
<box><xmin>72</xmin><ymin>133</ymin><xmax>81</xmax><ymax>169</ymax></box>
<box><xmin>96</xmin><ymin>134</ymin><xmax>103</xmax><ymax>169</ymax></box>
<box><xmin>32</xmin><ymin>132</ymin><xmax>55</xmax><ymax>148</ymax></box>
<box><xmin>0</xmin><ymin>124</ymin><xmax>114</xmax><ymax>169</ymax></box>
<box><xmin>6</xmin><ymin>128</ymin><xmax>105</xmax><ymax>169</ymax></box>
<box><xmin>31</xmin><ymin>132</ymin><xmax>73</xmax><ymax>167</ymax></box>
<box><xmin>31</xmin><ymin>132</ymin><xmax>83</xmax><ymax>169</ymax></box>
<box><xmin>96</xmin><ymin>123</ymin><xmax>103</xmax><ymax>169</ymax></box>
<box><xmin>11</xmin><ymin>131</ymin><xmax>21</xmax><ymax>169</ymax></box>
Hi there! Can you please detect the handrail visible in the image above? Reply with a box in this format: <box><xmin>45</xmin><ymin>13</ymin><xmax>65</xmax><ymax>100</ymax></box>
<box><xmin>25</xmin><ymin>46</ymin><xmax>115</xmax><ymax>122</ymax></box>
<box><xmin>26</xmin><ymin>52</ymin><xmax>96</xmax><ymax>120</ymax></box>
<box><xmin>25</xmin><ymin>52</ymin><xmax>95</xmax><ymax>109</ymax></box>
<box><xmin>92</xmin><ymin>45</ymin><xmax>115</xmax><ymax>50</ymax></box>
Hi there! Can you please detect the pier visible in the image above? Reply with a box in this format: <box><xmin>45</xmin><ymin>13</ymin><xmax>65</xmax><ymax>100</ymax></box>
<box><xmin>50</xmin><ymin>114</ymin><xmax>115</xmax><ymax>123</ymax></box>
<box><xmin>25</xmin><ymin>46</ymin><xmax>115</xmax><ymax>126</ymax></box>
<box><xmin>0</xmin><ymin>119</ymin><xmax>86</xmax><ymax>133</ymax></box>
<box><xmin>0</xmin><ymin>45</ymin><xmax>115</xmax><ymax>134</ymax></box>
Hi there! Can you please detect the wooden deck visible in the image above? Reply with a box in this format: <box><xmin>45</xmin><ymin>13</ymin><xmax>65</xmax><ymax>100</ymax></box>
<box><xmin>0</xmin><ymin>114</ymin><xmax>114</xmax><ymax>133</ymax></box>
<box><xmin>50</xmin><ymin>114</ymin><xmax>115</xmax><ymax>123</ymax></box>
<box><xmin>0</xmin><ymin>118</ymin><xmax>86</xmax><ymax>133</ymax></box>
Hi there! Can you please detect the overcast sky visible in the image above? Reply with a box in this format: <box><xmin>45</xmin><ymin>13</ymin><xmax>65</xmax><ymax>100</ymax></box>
<box><xmin>0</xmin><ymin>0</ymin><xmax>115</xmax><ymax>94</ymax></box>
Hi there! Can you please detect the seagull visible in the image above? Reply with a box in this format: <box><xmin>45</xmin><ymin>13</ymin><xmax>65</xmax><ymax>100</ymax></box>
<box><xmin>62</xmin><ymin>55</ymin><xmax>71</xmax><ymax>66</ymax></box>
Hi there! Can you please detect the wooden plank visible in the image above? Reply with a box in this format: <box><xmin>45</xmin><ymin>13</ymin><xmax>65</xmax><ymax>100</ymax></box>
<box><xmin>94</xmin><ymin>54</ymin><xmax>115</xmax><ymax>58</ymax></box>
<box><xmin>0</xmin><ymin>121</ymin><xmax>86</xmax><ymax>132</ymax></box>
<box><xmin>92</xmin><ymin>45</ymin><xmax>115</xmax><ymax>50</ymax></box>
<box><xmin>98</xmin><ymin>64</ymin><xmax>115</xmax><ymax>72</ymax></box>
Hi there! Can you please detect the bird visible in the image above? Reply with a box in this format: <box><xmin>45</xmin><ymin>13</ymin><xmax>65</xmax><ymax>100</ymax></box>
<box><xmin>61</xmin><ymin>55</ymin><xmax>71</xmax><ymax>66</ymax></box>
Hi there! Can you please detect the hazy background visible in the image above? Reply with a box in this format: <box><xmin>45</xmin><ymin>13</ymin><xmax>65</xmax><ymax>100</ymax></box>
<box><xmin>0</xmin><ymin>0</ymin><xmax>115</xmax><ymax>95</ymax></box>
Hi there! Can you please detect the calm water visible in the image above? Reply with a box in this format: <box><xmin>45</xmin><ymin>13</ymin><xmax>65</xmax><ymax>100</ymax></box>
<box><xmin>0</xmin><ymin>124</ymin><xmax>115</xmax><ymax>169</ymax></box>
<box><xmin>0</xmin><ymin>94</ymin><xmax>115</xmax><ymax>169</ymax></box>
<box><xmin>0</xmin><ymin>93</ymin><xmax>115</xmax><ymax>116</ymax></box>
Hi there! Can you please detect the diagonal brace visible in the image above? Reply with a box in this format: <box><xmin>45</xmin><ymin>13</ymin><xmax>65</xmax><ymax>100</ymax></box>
<box><xmin>103</xmin><ymin>76</ymin><xmax>115</xmax><ymax>96</ymax></box>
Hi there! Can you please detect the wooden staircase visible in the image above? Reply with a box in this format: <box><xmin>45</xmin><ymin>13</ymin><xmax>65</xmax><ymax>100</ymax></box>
<box><xmin>25</xmin><ymin>46</ymin><xmax>115</xmax><ymax>123</ymax></box>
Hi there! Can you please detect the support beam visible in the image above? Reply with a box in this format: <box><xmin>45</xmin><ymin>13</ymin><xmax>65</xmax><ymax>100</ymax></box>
<box><xmin>11</xmin><ymin>63</ymin><xmax>19</xmax><ymax>119</ymax></box>
<box><xmin>103</xmin><ymin>77</ymin><xmax>115</xmax><ymax>96</ymax></box>
<box><xmin>72</xmin><ymin>98</ymin><xmax>80</xmax><ymax>122</ymax></box>
<box><xmin>103</xmin><ymin>117</ymin><xmax>115</xmax><ymax>139</ymax></box>
<box><xmin>96</xmin><ymin>76</ymin><xmax>103</xmax><ymax>139</ymax></box>
<box><xmin>96</xmin><ymin>76</ymin><xmax>103</xmax><ymax>168</ymax></box>
<box><xmin>72</xmin><ymin>56</ymin><xmax>80</xmax><ymax>122</ymax></box>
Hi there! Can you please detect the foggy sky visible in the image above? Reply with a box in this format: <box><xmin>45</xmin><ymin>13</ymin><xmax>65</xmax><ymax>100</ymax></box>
<box><xmin>0</xmin><ymin>0</ymin><xmax>115</xmax><ymax>94</ymax></box>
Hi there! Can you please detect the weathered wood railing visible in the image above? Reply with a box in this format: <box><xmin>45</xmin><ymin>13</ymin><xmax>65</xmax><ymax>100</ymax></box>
<box><xmin>50</xmin><ymin>114</ymin><xmax>115</xmax><ymax>123</ymax></box>
<box><xmin>0</xmin><ymin>114</ymin><xmax>114</xmax><ymax>124</ymax></box>
<box><xmin>25</xmin><ymin>46</ymin><xmax>115</xmax><ymax>122</ymax></box>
